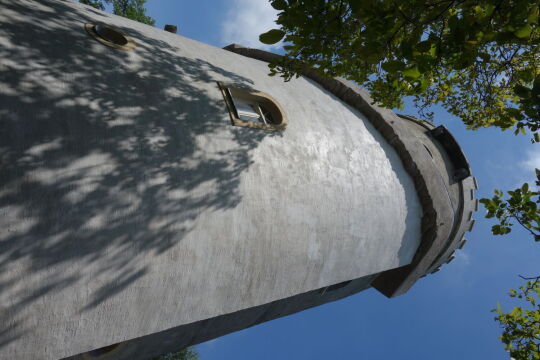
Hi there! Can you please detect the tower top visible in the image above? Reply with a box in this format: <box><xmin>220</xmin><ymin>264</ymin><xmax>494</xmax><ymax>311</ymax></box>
<box><xmin>224</xmin><ymin>43</ymin><xmax>478</xmax><ymax>297</ymax></box>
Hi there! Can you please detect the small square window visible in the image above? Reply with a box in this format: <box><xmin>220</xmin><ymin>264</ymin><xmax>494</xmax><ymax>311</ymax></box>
<box><xmin>218</xmin><ymin>82</ymin><xmax>287</xmax><ymax>131</ymax></box>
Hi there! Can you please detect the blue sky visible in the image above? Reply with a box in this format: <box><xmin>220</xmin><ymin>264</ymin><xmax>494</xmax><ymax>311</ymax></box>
<box><xmin>131</xmin><ymin>1</ymin><xmax>539</xmax><ymax>358</ymax></box>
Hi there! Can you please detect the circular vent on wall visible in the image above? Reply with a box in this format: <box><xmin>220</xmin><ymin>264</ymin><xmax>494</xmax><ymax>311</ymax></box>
<box><xmin>85</xmin><ymin>23</ymin><xmax>136</xmax><ymax>50</ymax></box>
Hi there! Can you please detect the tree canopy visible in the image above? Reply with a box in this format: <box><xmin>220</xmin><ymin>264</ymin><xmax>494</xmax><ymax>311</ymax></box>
<box><xmin>493</xmin><ymin>276</ymin><xmax>540</xmax><ymax>359</ymax></box>
<box><xmin>482</xmin><ymin>171</ymin><xmax>540</xmax><ymax>359</ymax></box>
<box><xmin>480</xmin><ymin>170</ymin><xmax>540</xmax><ymax>239</ymax></box>
<box><xmin>260</xmin><ymin>0</ymin><xmax>540</xmax><ymax>139</ymax></box>
<box><xmin>153</xmin><ymin>347</ymin><xmax>199</xmax><ymax>360</ymax></box>
<box><xmin>79</xmin><ymin>0</ymin><xmax>155</xmax><ymax>26</ymax></box>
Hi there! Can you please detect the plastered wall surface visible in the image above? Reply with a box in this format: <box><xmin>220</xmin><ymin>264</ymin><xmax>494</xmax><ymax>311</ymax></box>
<box><xmin>0</xmin><ymin>1</ymin><xmax>422</xmax><ymax>358</ymax></box>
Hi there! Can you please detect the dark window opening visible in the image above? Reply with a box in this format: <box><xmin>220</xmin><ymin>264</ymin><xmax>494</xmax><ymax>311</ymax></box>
<box><xmin>429</xmin><ymin>125</ymin><xmax>471</xmax><ymax>182</ymax></box>
<box><xmin>423</xmin><ymin>144</ymin><xmax>433</xmax><ymax>158</ymax></box>
<box><xmin>93</xmin><ymin>24</ymin><xmax>128</xmax><ymax>46</ymax></box>
<box><xmin>85</xmin><ymin>23</ymin><xmax>136</xmax><ymax>51</ymax></box>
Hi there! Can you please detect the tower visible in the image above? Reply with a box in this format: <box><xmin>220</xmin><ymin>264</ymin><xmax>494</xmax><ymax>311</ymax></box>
<box><xmin>0</xmin><ymin>1</ymin><xmax>477</xmax><ymax>359</ymax></box>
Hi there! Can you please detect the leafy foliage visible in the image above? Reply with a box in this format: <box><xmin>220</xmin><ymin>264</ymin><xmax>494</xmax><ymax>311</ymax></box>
<box><xmin>481</xmin><ymin>169</ymin><xmax>540</xmax><ymax>359</ymax></box>
<box><xmin>493</xmin><ymin>276</ymin><xmax>540</xmax><ymax>360</ymax></box>
<box><xmin>79</xmin><ymin>0</ymin><xmax>106</xmax><ymax>10</ymax></box>
<box><xmin>261</xmin><ymin>0</ymin><xmax>540</xmax><ymax>139</ymax></box>
<box><xmin>480</xmin><ymin>169</ymin><xmax>540</xmax><ymax>240</ymax></box>
<box><xmin>111</xmin><ymin>0</ymin><xmax>155</xmax><ymax>26</ymax></box>
<box><xmin>79</xmin><ymin>0</ymin><xmax>155</xmax><ymax>25</ymax></box>
<box><xmin>153</xmin><ymin>347</ymin><xmax>199</xmax><ymax>360</ymax></box>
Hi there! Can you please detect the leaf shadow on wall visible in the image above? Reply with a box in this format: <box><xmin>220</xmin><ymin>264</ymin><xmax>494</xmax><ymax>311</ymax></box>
<box><xmin>0</xmin><ymin>0</ymin><xmax>279</xmax><ymax>350</ymax></box>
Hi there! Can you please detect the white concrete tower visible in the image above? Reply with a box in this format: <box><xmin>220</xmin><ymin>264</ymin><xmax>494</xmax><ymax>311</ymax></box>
<box><xmin>0</xmin><ymin>1</ymin><xmax>477</xmax><ymax>359</ymax></box>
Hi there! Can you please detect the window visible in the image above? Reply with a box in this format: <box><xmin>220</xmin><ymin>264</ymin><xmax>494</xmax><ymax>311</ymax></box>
<box><xmin>218</xmin><ymin>82</ymin><xmax>287</xmax><ymax>131</ymax></box>
<box><xmin>85</xmin><ymin>23</ymin><xmax>136</xmax><ymax>51</ymax></box>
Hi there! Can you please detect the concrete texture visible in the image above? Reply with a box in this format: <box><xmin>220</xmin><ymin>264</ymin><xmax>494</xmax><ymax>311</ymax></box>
<box><xmin>0</xmin><ymin>1</ymin><xmax>430</xmax><ymax>359</ymax></box>
<box><xmin>63</xmin><ymin>274</ymin><xmax>377</xmax><ymax>360</ymax></box>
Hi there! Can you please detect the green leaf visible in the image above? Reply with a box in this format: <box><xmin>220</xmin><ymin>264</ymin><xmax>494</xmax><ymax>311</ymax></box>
<box><xmin>507</xmin><ymin>108</ymin><xmax>524</xmax><ymax>120</ymax></box>
<box><xmin>259</xmin><ymin>29</ymin><xmax>286</xmax><ymax>44</ymax></box>
<box><xmin>514</xmin><ymin>85</ymin><xmax>532</xmax><ymax>98</ymax></box>
<box><xmin>514</xmin><ymin>24</ymin><xmax>532</xmax><ymax>39</ymax></box>
<box><xmin>418</xmin><ymin>77</ymin><xmax>430</xmax><ymax>92</ymax></box>
<box><xmin>403</xmin><ymin>66</ymin><xmax>421</xmax><ymax>80</ymax></box>
<box><xmin>415</xmin><ymin>40</ymin><xmax>432</xmax><ymax>52</ymax></box>
<box><xmin>270</xmin><ymin>0</ymin><xmax>287</xmax><ymax>10</ymax></box>
<box><xmin>382</xmin><ymin>60</ymin><xmax>406</xmax><ymax>72</ymax></box>
<box><xmin>528</xmin><ymin>5</ymin><xmax>539</xmax><ymax>24</ymax></box>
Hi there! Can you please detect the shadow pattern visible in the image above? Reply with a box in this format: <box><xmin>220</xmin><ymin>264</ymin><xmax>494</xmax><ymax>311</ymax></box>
<box><xmin>0</xmin><ymin>0</ymin><xmax>274</xmax><ymax>352</ymax></box>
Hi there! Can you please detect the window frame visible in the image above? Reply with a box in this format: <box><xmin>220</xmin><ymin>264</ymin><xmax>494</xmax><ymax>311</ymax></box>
<box><xmin>217</xmin><ymin>82</ymin><xmax>288</xmax><ymax>131</ymax></box>
<box><xmin>84</xmin><ymin>23</ymin><xmax>136</xmax><ymax>51</ymax></box>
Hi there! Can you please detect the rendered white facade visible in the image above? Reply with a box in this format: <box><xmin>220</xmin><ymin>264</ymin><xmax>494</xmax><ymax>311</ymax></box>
<box><xmin>0</xmin><ymin>1</ymin><xmax>475</xmax><ymax>359</ymax></box>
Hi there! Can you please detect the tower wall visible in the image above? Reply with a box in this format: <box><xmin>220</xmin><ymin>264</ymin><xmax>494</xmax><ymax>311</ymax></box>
<box><xmin>0</xmin><ymin>1</ymin><xmax>477</xmax><ymax>359</ymax></box>
<box><xmin>64</xmin><ymin>274</ymin><xmax>377</xmax><ymax>360</ymax></box>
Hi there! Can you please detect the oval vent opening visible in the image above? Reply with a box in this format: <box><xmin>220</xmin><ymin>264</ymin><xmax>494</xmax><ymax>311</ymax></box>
<box><xmin>94</xmin><ymin>24</ymin><xmax>128</xmax><ymax>46</ymax></box>
<box><xmin>85</xmin><ymin>23</ymin><xmax>136</xmax><ymax>50</ymax></box>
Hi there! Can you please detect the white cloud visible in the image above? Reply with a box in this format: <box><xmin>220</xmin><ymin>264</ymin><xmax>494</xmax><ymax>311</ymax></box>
<box><xmin>454</xmin><ymin>249</ymin><xmax>471</xmax><ymax>266</ymax></box>
<box><xmin>518</xmin><ymin>149</ymin><xmax>540</xmax><ymax>188</ymax></box>
<box><xmin>220</xmin><ymin>0</ymin><xmax>282</xmax><ymax>50</ymax></box>
<box><xmin>435</xmin><ymin>249</ymin><xmax>472</xmax><ymax>289</ymax></box>
<box><xmin>520</xmin><ymin>148</ymin><xmax>540</xmax><ymax>170</ymax></box>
